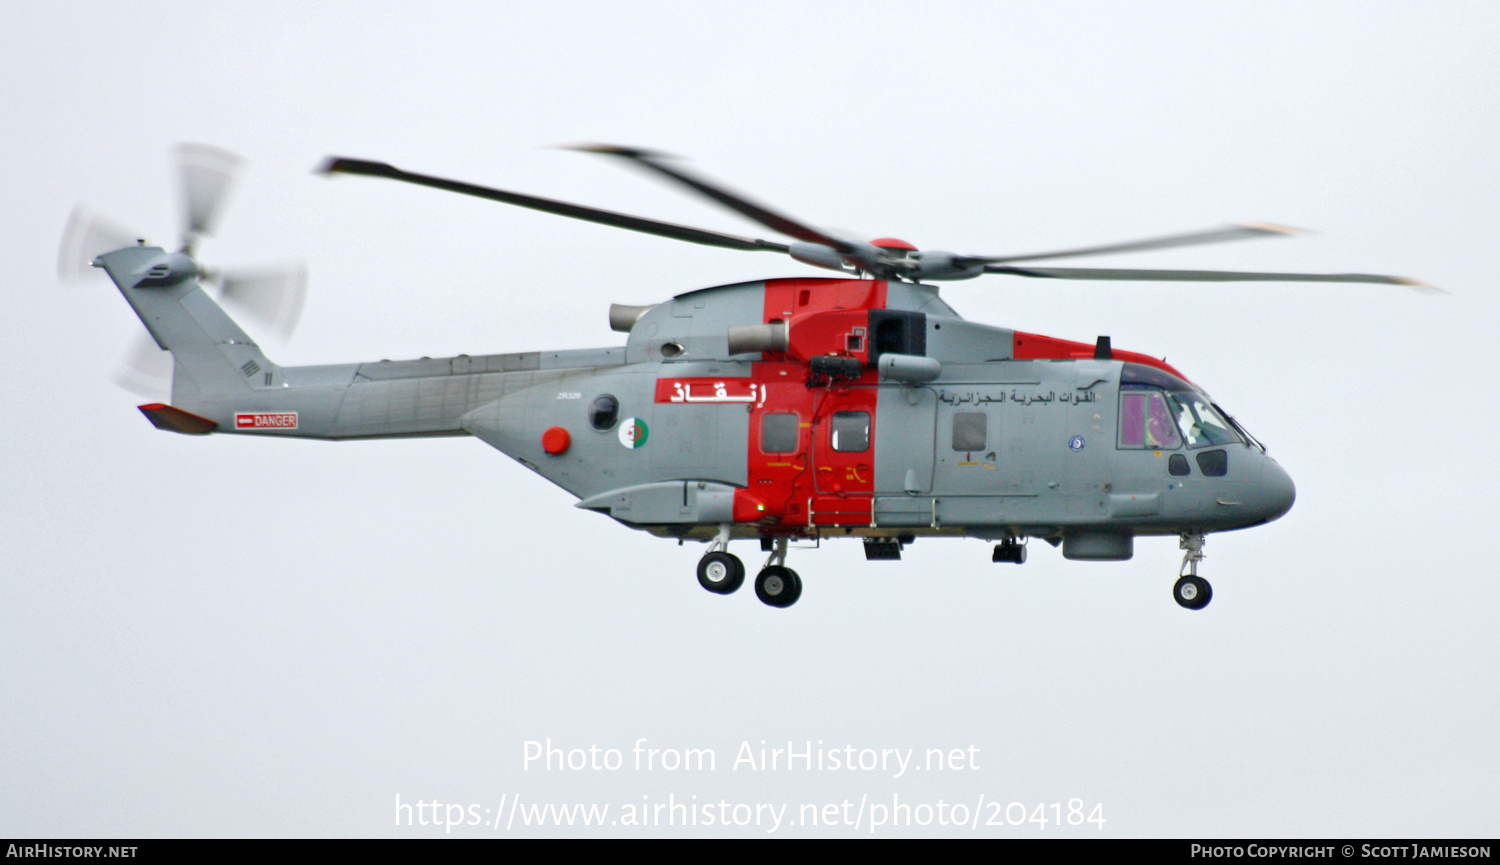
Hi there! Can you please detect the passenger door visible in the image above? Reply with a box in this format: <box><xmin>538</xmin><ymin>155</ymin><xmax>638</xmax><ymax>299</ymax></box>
<box><xmin>809</xmin><ymin>387</ymin><xmax>877</xmax><ymax>525</ymax></box>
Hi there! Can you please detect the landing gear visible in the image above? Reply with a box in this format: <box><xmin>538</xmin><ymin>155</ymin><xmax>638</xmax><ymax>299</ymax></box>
<box><xmin>1174</xmin><ymin>532</ymin><xmax>1212</xmax><ymax>610</ymax></box>
<box><xmin>754</xmin><ymin>536</ymin><xmax>802</xmax><ymax>608</ymax></box>
<box><xmin>697</xmin><ymin>530</ymin><xmax>803</xmax><ymax>607</ymax></box>
<box><xmin>1173</xmin><ymin>575</ymin><xmax>1211</xmax><ymax>609</ymax></box>
<box><xmin>755</xmin><ymin>565</ymin><xmax>802</xmax><ymax>608</ymax></box>
<box><xmin>697</xmin><ymin>551</ymin><xmax>744</xmax><ymax>594</ymax></box>
<box><xmin>697</xmin><ymin>524</ymin><xmax>745</xmax><ymax>595</ymax></box>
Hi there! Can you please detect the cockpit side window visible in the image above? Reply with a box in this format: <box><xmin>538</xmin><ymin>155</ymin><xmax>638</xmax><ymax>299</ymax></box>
<box><xmin>1118</xmin><ymin>389</ymin><xmax>1181</xmax><ymax>449</ymax></box>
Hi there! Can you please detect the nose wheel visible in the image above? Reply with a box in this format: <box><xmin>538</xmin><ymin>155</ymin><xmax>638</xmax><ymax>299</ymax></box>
<box><xmin>1173</xmin><ymin>575</ymin><xmax>1212</xmax><ymax>609</ymax></box>
<box><xmin>1174</xmin><ymin>533</ymin><xmax>1212</xmax><ymax>610</ymax></box>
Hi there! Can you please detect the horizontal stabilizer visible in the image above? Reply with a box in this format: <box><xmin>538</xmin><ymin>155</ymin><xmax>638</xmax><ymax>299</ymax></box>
<box><xmin>138</xmin><ymin>403</ymin><xmax>218</xmax><ymax>435</ymax></box>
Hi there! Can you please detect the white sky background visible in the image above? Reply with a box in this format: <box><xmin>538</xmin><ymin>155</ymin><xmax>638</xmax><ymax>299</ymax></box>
<box><xmin>2</xmin><ymin>1</ymin><xmax>1496</xmax><ymax>838</ymax></box>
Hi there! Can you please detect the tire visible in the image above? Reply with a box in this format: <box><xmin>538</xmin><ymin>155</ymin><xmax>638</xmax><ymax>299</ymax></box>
<box><xmin>697</xmin><ymin>552</ymin><xmax>744</xmax><ymax>594</ymax></box>
<box><xmin>754</xmin><ymin>565</ymin><xmax>803</xmax><ymax>608</ymax></box>
<box><xmin>1173</xmin><ymin>575</ymin><xmax>1212</xmax><ymax>610</ymax></box>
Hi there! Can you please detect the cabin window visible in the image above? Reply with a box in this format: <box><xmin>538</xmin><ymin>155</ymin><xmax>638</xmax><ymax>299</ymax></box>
<box><xmin>588</xmin><ymin>394</ymin><xmax>619</xmax><ymax>431</ymax></box>
<box><xmin>830</xmin><ymin>411</ymin><xmax>870</xmax><ymax>453</ymax></box>
<box><xmin>1118</xmin><ymin>389</ymin><xmax>1181</xmax><ymax>449</ymax></box>
<box><xmin>761</xmin><ymin>413</ymin><xmax>799</xmax><ymax>453</ymax></box>
<box><xmin>952</xmin><ymin>412</ymin><xmax>987</xmax><ymax>451</ymax></box>
<box><xmin>1168</xmin><ymin>454</ymin><xmax>1191</xmax><ymax>476</ymax></box>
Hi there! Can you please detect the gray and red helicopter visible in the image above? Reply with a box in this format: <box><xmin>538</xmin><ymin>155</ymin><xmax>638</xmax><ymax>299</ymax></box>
<box><xmin>65</xmin><ymin>144</ymin><xmax>1434</xmax><ymax>609</ymax></box>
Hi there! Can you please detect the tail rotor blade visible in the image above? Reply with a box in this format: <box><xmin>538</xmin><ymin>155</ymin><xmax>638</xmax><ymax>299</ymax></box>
<box><xmin>177</xmin><ymin>143</ymin><xmax>244</xmax><ymax>247</ymax></box>
<box><xmin>113</xmin><ymin>332</ymin><xmax>173</xmax><ymax>400</ymax></box>
<box><xmin>58</xmin><ymin>205</ymin><xmax>138</xmax><ymax>280</ymax></box>
<box><xmin>216</xmin><ymin>264</ymin><xmax>308</xmax><ymax>340</ymax></box>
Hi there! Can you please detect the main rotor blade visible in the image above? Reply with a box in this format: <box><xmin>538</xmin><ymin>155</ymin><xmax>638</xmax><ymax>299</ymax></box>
<box><xmin>983</xmin><ymin>264</ymin><xmax>1443</xmax><ymax>293</ymax></box>
<box><xmin>319</xmin><ymin>157</ymin><xmax>790</xmax><ymax>254</ymax></box>
<box><xmin>963</xmin><ymin>223</ymin><xmax>1306</xmax><ymax>266</ymax></box>
<box><xmin>178</xmin><ymin>143</ymin><xmax>244</xmax><ymax>246</ymax></box>
<box><xmin>567</xmin><ymin>145</ymin><xmax>859</xmax><ymax>254</ymax></box>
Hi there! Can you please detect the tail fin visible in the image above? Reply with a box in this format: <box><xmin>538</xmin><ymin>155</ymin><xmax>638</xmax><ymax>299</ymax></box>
<box><xmin>97</xmin><ymin>245</ymin><xmax>282</xmax><ymax>406</ymax></box>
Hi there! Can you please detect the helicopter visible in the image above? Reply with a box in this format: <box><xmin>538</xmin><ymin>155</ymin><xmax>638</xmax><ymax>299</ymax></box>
<box><xmin>67</xmin><ymin>144</ymin><xmax>1435</xmax><ymax>610</ymax></box>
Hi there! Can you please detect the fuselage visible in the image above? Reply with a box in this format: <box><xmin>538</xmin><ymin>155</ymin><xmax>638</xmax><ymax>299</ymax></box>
<box><xmin>97</xmin><ymin>245</ymin><xmax>1293</xmax><ymax>562</ymax></box>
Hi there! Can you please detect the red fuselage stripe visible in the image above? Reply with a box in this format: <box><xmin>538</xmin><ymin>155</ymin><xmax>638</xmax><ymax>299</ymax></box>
<box><xmin>739</xmin><ymin>279</ymin><xmax>887</xmax><ymax>531</ymax></box>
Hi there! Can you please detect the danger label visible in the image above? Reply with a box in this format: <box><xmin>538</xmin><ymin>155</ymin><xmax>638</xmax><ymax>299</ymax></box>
<box><xmin>235</xmin><ymin>412</ymin><xmax>298</xmax><ymax>430</ymax></box>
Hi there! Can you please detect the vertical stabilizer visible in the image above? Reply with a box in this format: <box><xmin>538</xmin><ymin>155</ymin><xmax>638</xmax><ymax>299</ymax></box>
<box><xmin>97</xmin><ymin>245</ymin><xmax>280</xmax><ymax>405</ymax></box>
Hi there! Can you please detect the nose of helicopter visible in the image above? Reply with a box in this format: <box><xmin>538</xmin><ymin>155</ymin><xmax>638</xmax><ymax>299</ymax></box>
<box><xmin>1253</xmin><ymin>456</ymin><xmax>1296</xmax><ymax>524</ymax></box>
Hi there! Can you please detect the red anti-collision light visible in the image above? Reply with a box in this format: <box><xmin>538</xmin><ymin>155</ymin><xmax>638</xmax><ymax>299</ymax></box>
<box><xmin>542</xmin><ymin>426</ymin><xmax>571</xmax><ymax>455</ymax></box>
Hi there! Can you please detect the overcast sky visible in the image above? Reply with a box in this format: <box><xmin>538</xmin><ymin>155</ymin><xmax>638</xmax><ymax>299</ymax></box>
<box><xmin>3</xmin><ymin>1</ymin><xmax>1496</xmax><ymax>837</ymax></box>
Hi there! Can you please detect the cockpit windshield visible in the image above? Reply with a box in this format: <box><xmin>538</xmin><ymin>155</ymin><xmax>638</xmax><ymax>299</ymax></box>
<box><xmin>1164</xmin><ymin>391</ymin><xmax>1241</xmax><ymax>448</ymax></box>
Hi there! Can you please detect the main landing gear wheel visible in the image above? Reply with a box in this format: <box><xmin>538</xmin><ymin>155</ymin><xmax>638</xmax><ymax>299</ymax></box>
<box><xmin>755</xmin><ymin>565</ymin><xmax>802</xmax><ymax>608</ymax></box>
<box><xmin>1173</xmin><ymin>575</ymin><xmax>1212</xmax><ymax>610</ymax></box>
<box><xmin>697</xmin><ymin>551</ymin><xmax>745</xmax><ymax>594</ymax></box>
